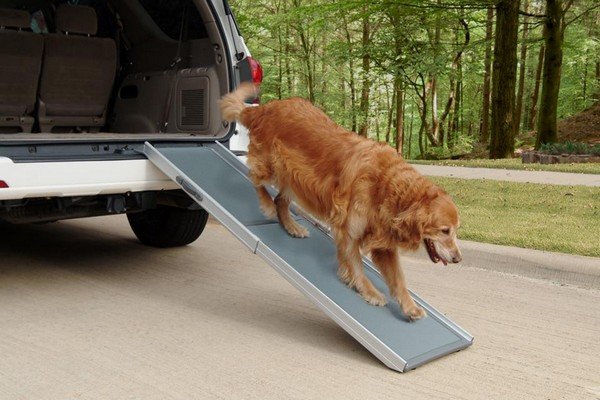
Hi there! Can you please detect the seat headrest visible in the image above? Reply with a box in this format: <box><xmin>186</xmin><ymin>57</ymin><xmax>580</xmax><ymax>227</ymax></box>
<box><xmin>0</xmin><ymin>8</ymin><xmax>31</xmax><ymax>29</ymax></box>
<box><xmin>55</xmin><ymin>4</ymin><xmax>97</xmax><ymax>35</ymax></box>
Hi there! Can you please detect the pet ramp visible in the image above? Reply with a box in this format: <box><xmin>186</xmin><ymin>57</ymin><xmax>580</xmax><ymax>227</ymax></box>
<box><xmin>142</xmin><ymin>141</ymin><xmax>473</xmax><ymax>372</ymax></box>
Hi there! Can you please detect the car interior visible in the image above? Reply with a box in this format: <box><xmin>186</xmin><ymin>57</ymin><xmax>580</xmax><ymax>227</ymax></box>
<box><xmin>0</xmin><ymin>0</ymin><xmax>232</xmax><ymax>139</ymax></box>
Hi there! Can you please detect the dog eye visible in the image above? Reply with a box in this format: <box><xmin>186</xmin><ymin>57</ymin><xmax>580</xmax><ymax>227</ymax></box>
<box><xmin>441</xmin><ymin>228</ymin><xmax>450</xmax><ymax>235</ymax></box>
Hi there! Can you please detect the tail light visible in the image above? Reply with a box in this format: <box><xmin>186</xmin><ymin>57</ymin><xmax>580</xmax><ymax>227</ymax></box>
<box><xmin>247</xmin><ymin>56</ymin><xmax>263</xmax><ymax>85</ymax></box>
<box><xmin>0</xmin><ymin>180</ymin><xmax>8</xmax><ymax>188</ymax></box>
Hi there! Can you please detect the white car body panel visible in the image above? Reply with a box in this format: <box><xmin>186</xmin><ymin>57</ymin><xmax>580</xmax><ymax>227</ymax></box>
<box><xmin>228</xmin><ymin>124</ymin><xmax>250</xmax><ymax>153</ymax></box>
<box><xmin>0</xmin><ymin>157</ymin><xmax>178</xmax><ymax>200</ymax></box>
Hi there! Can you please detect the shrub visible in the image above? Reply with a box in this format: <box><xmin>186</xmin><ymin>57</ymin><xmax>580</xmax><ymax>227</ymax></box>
<box><xmin>572</xmin><ymin>142</ymin><xmax>590</xmax><ymax>154</ymax></box>
<box><xmin>421</xmin><ymin>135</ymin><xmax>475</xmax><ymax>160</ymax></box>
<box><xmin>540</xmin><ymin>142</ymin><xmax>563</xmax><ymax>155</ymax></box>
<box><xmin>539</xmin><ymin>141</ymin><xmax>596</xmax><ymax>155</ymax></box>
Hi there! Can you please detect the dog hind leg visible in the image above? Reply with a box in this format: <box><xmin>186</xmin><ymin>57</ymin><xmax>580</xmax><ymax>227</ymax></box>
<box><xmin>371</xmin><ymin>249</ymin><xmax>426</xmax><ymax>321</ymax></box>
<box><xmin>248</xmin><ymin>164</ymin><xmax>277</xmax><ymax>219</ymax></box>
<box><xmin>274</xmin><ymin>193</ymin><xmax>310</xmax><ymax>238</ymax></box>
<box><xmin>255</xmin><ymin>186</ymin><xmax>277</xmax><ymax>219</ymax></box>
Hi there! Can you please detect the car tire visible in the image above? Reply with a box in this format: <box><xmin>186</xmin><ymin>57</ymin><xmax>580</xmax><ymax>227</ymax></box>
<box><xmin>127</xmin><ymin>206</ymin><xmax>209</xmax><ymax>248</ymax></box>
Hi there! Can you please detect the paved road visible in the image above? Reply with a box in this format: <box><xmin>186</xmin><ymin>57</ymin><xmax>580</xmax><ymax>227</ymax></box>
<box><xmin>411</xmin><ymin>164</ymin><xmax>600</xmax><ymax>187</ymax></box>
<box><xmin>1</xmin><ymin>216</ymin><xmax>599</xmax><ymax>400</ymax></box>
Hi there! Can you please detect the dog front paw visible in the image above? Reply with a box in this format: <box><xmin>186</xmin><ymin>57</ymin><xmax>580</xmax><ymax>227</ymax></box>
<box><xmin>337</xmin><ymin>266</ymin><xmax>353</xmax><ymax>285</ymax></box>
<box><xmin>358</xmin><ymin>285</ymin><xmax>388</xmax><ymax>307</ymax></box>
<box><xmin>285</xmin><ymin>223</ymin><xmax>310</xmax><ymax>238</ymax></box>
<box><xmin>402</xmin><ymin>303</ymin><xmax>427</xmax><ymax>321</ymax></box>
<box><xmin>363</xmin><ymin>290</ymin><xmax>388</xmax><ymax>307</ymax></box>
<box><xmin>365</xmin><ymin>293</ymin><xmax>387</xmax><ymax>307</ymax></box>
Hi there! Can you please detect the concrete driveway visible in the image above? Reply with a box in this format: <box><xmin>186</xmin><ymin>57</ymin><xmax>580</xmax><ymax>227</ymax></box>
<box><xmin>411</xmin><ymin>164</ymin><xmax>600</xmax><ymax>187</ymax></box>
<box><xmin>1</xmin><ymin>216</ymin><xmax>599</xmax><ymax>399</ymax></box>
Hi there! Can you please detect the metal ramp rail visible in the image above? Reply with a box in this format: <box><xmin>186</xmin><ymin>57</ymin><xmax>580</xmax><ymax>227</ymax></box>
<box><xmin>143</xmin><ymin>141</ymin><xmax>473</xmax><ymax>372</ymax></box>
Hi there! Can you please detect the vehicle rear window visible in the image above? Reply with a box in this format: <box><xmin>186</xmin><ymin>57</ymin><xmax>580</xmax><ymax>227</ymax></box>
<box><xmin>138</xmin><ymin>0</ymin><xmax>208</xmax><ymax>40</ymax></box>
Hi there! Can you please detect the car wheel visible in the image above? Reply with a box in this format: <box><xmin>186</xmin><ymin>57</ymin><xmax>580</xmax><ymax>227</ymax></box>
<box><xmin>127</xmin><ymin>206</ymin><xmax>209</xmax><ymax>248</ymax></box>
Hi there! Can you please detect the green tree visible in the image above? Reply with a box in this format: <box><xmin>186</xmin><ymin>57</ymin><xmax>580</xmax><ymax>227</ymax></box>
<box><xmin>230</xmin><ymin>0</ymin><xmax>599</xmax><ymax>160</ymax></box>
<box><xmin>490</xmin><ymin>0</ymin><xmax>520</xmax><ymax>158</ymax></box>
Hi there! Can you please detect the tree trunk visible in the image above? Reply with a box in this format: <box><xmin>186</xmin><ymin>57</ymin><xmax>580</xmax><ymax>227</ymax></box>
<box><xmin>395</xmin><ymin>78</ymin><xmax>405</xmax><ymax>154</ymax></box>
<box><xmin>418</xmin><ymin>120</ymin><xmax>425</xmax><ymax>158</ymax></box>
<box><xmin>320</xmin><ymin>28</ymin><xmax>327</xmax><ymax>106</ymax></box>
<box><xmin>490</xmin><ymin>0</ymin><xmax>520</xmax><ymax>159</ymax></box>
<box><xmin>528</xmin><ymin>45</ymin><xmax>545</xmax><ymax>130</ymax></box>
<box><xmin>431</xmin><ymin>76</ymin><xmax>440</xmax><ymax>143</ymax></box>
<box><xmin>536</xmin><ymin>0</ymin><xmax>567</xmax><ymax>149</ymax></box>
<box><xmin>450</xmin><ymin>56</ymin><xmax>463</xmax><ymax>149</ymax></box>
<box><xmin>582</xmin><ymin>62</ymin><xmax>588</xmax><ymax>103</ymax></box>
<box><xmin>408</xmin><ymin>107</ymin><xmax>414</xmax><ymax>159</ymax></box>
<box><xmin>358</xmin><ymin>13</ymin><xmax>371</xmax><ymax>137</ymax></box>
<box><xmin>375</xmin><ymin>96</ymin><xmax>381</xmax><ymax>142</ymax></box>
<box><xmin>438</xmin><ymin>19</ymin><xmax>469</xmax><ymax>147</ymax></box>
<box><xmin>514</xmin><ymin>0</ymin><xmax>529</xmax><ymax>135</ymax></box>
<box><xmin>284</xmin><ymin>24</ymin><xmax>293</xmax><ymax>95</ymax></box>
<box><xmin>293</xmin><ymin>0</ymin><xmax>314</xmax><ymax>102</ymax></box>
<box><xmin>343</xmin><ymin>20</ymin><xmax>357</xmax><ymax>132</ymax></box>
<box><xmin>594</xmin><ymin>61</ymin><xmax>600</xmax><ymax>101</ymax></box>
<box><xmin>430</xmin><ymin>11</ymin><xmax>442</xmax><ymax>143</ymax></box>
<box><xmin>386</xmin><ymin>87</ymin><xmax>395</xmax><ymax>145</ymax></box>
<box><xmin>390</xmin><ymin>9</ymin><xmax>405</xmax><ymax>150</ymax></box>
<box><xmin>340</xmin><ymin>79</ymin><xmax>348</xmax><ymax>126</ymax></box>
<box><xmin>298</xmin><ymin>29</ymin><xmax>315</xmax><ymax>103</ymax></box>
<box><xmin>480</xmin><ymin>6</ymin><xmax>494</xmax><ymax>143</ymax></box>
<box><xmin>409</xmin><ymin>74</ymin><xmax>437</xmax><ymax>153</ymax></box>
<box><xmin>421</xmin><ymin>85</ymin><xmax>437</xmax><ymax>147</ymax></box>
<box><xmin>276</xmin><ymin>22</ymin><xmax>283</xmax><ymax>99</ymax></box>
<box><xmin>415</xmin><ymin>77</ymin><xmax>430</xmax><ymax>156</ymax></box>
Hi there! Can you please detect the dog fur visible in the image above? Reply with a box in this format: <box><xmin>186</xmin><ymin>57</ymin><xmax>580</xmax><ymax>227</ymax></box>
<box><xmin>219</xmin><ymin>83</ymin><xmax>462</xmax><ymax>320</ymax></box>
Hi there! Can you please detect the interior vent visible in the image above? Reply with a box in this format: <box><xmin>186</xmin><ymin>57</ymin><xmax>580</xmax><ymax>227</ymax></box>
<box><xmin>181</xmin><ymin>89</ymin><xmax>205</xmax><ymax>127</ymax></box>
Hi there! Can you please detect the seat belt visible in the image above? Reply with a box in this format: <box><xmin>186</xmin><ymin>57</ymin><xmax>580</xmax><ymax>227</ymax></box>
<box><xmin>159</xmin><ymin>4</ymin><xmax>188</xmax><ymax>133</ymax></box>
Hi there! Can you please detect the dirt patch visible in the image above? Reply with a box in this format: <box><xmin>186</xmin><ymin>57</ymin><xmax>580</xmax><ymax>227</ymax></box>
<box><xmin>558</xmin><ymin>101</ymin><xmax>600</xmax><ymax>144</ymax></box>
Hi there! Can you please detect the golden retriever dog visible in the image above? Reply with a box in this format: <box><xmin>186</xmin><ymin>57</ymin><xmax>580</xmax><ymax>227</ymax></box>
<box><xmin>219</xmin><ymin>83</ymin><xmax>462</xmax><ymax>321</ymax></box>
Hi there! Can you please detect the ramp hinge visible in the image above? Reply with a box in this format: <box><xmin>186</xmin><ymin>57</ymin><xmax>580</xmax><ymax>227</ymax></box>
<box><xmin>176</xmin><ymin>176</ymin><xmax>204</xmax><ymax>202</ymax></box>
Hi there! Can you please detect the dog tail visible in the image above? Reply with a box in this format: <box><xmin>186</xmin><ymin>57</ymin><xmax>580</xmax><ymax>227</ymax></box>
<box><xmin>218</xmin><ymin>82</ymin><xmax>259</xmax><ymax>123</ymax></box>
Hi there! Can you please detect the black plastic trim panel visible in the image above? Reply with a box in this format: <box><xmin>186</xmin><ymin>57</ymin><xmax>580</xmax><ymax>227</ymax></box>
<box><xmin>0</xmin><ymin>140</ymin><xmax>208</xmax><ymax>163</ymax></box>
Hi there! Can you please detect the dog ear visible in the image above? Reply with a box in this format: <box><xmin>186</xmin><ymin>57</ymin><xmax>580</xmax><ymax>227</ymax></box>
<box><xmin>392</xmin><ymin>204</ymin><xmax>424</xmax><ymax>247</ymax></box>
<box><xmin>425</xmin><ymin>185</ymin><xmax>443</xmax><ymax>203</ymax></box>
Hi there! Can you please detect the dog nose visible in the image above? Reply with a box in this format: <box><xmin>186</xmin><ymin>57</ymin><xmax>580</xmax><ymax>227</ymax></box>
<box><xmin>451</xmin><ymin>253</ymin><xmax>462</xmax><ymax>263</ymax></box>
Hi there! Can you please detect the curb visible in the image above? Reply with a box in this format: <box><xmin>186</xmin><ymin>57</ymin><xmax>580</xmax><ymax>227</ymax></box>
<box><xmin>411</xmin><ymin>240</ymin><xmax>600</xmax><ymax>290</ymax></box>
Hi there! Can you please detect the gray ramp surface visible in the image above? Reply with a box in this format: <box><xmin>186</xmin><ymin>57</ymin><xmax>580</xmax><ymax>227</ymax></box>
<box><xmin>143</xmin><ymin>141</ymin><xmax>473</xmax><ymax>372</ymax></box>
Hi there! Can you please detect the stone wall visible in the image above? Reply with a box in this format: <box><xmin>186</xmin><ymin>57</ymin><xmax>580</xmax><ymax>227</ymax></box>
<box><xmin>521</xmin><ymin>151</ymin><xmax>600</xmax><ymax>164</ymax></box>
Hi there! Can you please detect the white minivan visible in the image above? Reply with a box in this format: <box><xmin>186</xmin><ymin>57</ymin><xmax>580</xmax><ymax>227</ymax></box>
<box><xmin>0</xmin><ymin>0</ymin><xmax>260</xmax><ymax>247</ymax></box>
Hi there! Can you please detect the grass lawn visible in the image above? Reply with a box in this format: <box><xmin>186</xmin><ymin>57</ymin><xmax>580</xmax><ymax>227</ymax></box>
<box><xmin>411</xmin><ymin>158</ymin><xmax>600</xmax><ymax>175</ymax></box>
<box><xmin>430</xmin><ymin>177</ymin><xmax>600</xmax><ymax>258</ymax></box>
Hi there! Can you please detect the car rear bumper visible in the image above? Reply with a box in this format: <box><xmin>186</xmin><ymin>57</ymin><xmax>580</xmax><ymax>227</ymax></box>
<box><xmin>0</xmin><ymin>157</ymin><xmax>178</xmax><ymax>200</ymax></box>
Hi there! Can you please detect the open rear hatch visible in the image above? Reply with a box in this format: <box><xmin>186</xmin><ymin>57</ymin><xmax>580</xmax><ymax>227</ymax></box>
<box><xmin>0</xmin><ymin>0</ymin><xmax>250</xmax><ymax>145</ymax></box>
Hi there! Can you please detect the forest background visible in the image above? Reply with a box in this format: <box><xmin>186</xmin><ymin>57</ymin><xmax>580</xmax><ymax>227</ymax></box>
<box><xmin>229</xmin><ymin>0</ymin><xmax>600</xmax><ymax>160</ymax></box>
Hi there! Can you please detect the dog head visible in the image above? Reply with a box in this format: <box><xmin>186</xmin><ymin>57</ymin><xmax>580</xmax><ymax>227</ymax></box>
<box><xmin>421</xmin><ymin>190</ymin><xmax>462</xmax><ymax>265</ymax></box>
<box><xmin>393</xmin><ymin>185</ymin><xmax>462</xmax><ymax>265</ymax></box>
